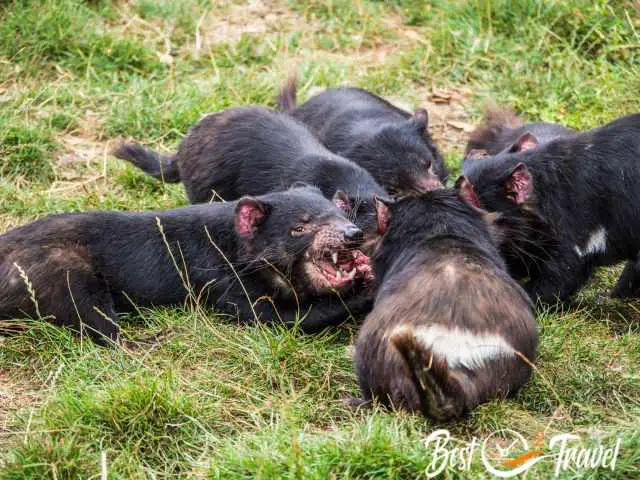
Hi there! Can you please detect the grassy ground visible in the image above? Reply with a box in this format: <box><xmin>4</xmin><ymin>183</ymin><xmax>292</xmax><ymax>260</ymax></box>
<box><xmin>0</xmin><ymin>0</ymin><xmax>639</xmax><ymax>478</ymax></box>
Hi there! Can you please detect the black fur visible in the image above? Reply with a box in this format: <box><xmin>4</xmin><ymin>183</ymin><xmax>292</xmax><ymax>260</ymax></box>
<box><xmin>353</xmin><ymin>187</ymin><xmax>536</xmax><ymax>420</ymax></box>
<box><xmin>464</xmin><ymin>113</ymin><xmax>640</xmax><ymax>303</ymax></box>
<box><xmin>278</xmin><ymin>79</ymin><xmax>447</xmax><ymax>195</ymax></box>
<box><xmin>112</xmin><ymin>143</ymin><xmax>180</xmax><ymax>182</ymax></box>
<box><xmin>113</xmin><ymin>107</ymin><xmax>388</xmax><ymax>244</ymax></box>
<box><xmin>0</xmin><ymin>187</ymin><xmax>373</xmax><ymax>344</ymax></box>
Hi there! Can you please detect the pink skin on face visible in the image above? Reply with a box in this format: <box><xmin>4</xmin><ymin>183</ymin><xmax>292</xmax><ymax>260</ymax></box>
<box><xmin>304</xmin><ymin>248</ymin><xmax>373</xmax><ymax>292</ymax></box>
<box><xmin>416</xmin><ymin>175</ymin><xmax>444</xmax><ymax>192</ymax></box>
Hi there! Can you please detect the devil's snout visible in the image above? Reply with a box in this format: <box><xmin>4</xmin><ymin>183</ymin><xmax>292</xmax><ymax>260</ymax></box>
<box><xmin>343</xmin><ymin>224</ymin><xmax>364</xmax><ymax>245</ymax></box>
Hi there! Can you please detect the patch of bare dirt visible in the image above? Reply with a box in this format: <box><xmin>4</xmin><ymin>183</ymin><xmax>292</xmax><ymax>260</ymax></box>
<box><xmin>198</xmin><ymin>0</ymin><xmax>302</xmax><ymax>47</ymax></box>
<box><xmin>388</xmin><ymin>87</ymin><xmax>473</xmax><ymax>154</ymax></box>
<box><xmin>48</xmin><ymin>135</ymin><xmax>113</xmax><ymax>195</ymax></box>
<box><xmin>121</xmin><ymin>0</ymin><xmax>408</xmax><ymax>65</ymax></box>
<box><xmin>55</xmin><ymin>135</ymin><xmax>110</xmax><ymax>171</ymax></box>
<box><xmin>421</xmin><ymin>87</ymin><xmax>474</xmax><ymax>153</ymax></box>
<box><xmin>119</xmin><ymin>0</ymin><xmax>321</xmax><ymax>61</ymax></box>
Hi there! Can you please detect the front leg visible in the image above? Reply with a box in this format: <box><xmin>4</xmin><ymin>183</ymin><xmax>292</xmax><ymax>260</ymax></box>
<box><xmin>228</xmin><ymin>288</ymin><xmax>374</xmax><ymax>332</ymax></box>
<box><xmin>295</xmin><ymin>291</ymin><xmax>374</xmax><ymax>332</ymax></box>
<box><xmin>524</xmin><ymin>252</ymin><xmax>592</xmax><ymax>307</ymax></box>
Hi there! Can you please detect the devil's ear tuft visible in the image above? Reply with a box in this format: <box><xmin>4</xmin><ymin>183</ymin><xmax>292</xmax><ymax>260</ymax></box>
<box><xmin>505</xmin><ymin>163</ymin><xmax>533</xmax><ymax>204</ymax></box>
<box><xmin>234</xmin><ymin>197</ymin><xmax>268</xmax><ymax>238</ymax></box>
<box><xmin>508</xmin><ymin>132</ymin><xmax>538</xmax><ymax>153</ymax></box>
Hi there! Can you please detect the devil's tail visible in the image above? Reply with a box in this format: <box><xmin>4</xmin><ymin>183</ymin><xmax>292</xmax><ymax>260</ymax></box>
<box><xmin>111</xmin><ymin>143</ymin><xmax>180</xmax><ymax>182</ymax></box>
<box><xmin>390</xmin><ymin>325</ymin><xmax>465</xmax><ymax>421</ymax></box>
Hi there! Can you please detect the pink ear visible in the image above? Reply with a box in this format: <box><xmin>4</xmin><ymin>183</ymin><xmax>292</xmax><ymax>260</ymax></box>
<box><xmin>332</xmin><ymin>190</ymin><xmax>351</xmax><ymax>214</ymax></box>
<box><xmin>374</xmin><ymin>196</ymin><xmax>391</xmax><ymax>235</ymax></box>
<box><xmin>455</xmin><ymin>176</ymin><xmax>481</xmax><ymax>209</ymax></box>
<box><xmin>509</xmin><ymin>132</ymin><xmax>538</xmax><ymax>153</ymax></box>
<box><xmin>234</xmin><ymin>198</ymin><xmax>265</xmax><ymax>238</ymax></box>
<box><xmin>505</xmin><ymin>163</ymin><xmax>533</xmax><ymax>204</ymax></box>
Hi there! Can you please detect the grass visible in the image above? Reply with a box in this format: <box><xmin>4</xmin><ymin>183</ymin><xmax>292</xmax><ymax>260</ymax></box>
<box><xmin>0</xmin><ymin>0</ymin><xmax>639</xmax><ymax>477</ymax></box>
<box><xmin>0</xmin><ymin>120</ymin><xmax>57</xmax><ymax>182</ymax></box>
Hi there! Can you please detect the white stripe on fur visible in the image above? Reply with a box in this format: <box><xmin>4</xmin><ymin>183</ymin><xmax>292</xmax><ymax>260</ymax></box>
<box><xmin>409</xmin><ymin>324</ymin><xmax>515</xmax><ymax>369</ymax></box>
<box><xmin>574</xmin><ymin>226</ymin><xmax>607</xmax><ymax>257</ymax></box>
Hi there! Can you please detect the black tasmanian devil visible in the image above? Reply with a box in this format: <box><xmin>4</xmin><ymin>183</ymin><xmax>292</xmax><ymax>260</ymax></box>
<box><xmin>463</xmin><ymin>113</ymin><xmax>640</xmax><ymax>303</ymax></box>
<box><xmin>352</xmin><ymin>181</ymin><xmax>537</xmax><ymax>420</ymax></box>
<box><xmin>113</xmin><ymin>107</ymin><xmax>389</xmax><ymax>250</ymax></box>
<box><xmin>277</xmin><ymin>76</ymin><xmax>447</xmax><ymax>195</ymax></box>
<box><xmin>0</xmin><ymin>186</ymin><xmax>373</xmax><ymax>344</ymax></box>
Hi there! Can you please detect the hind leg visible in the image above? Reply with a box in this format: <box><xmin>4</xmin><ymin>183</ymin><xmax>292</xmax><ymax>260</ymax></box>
<box><xmin>50</xmin><ymin>270</ymin><xmax>120</xmax><ymax>345</ymax></box>
<box><xmin>611</xmin><ymin>258</ymin><xmax>640</xmax><ymax>299</ymax></box>
<box><xmin>1</xmin><ymin>249</ymin><xmax>120</xmax><ymax>345</ymax></box>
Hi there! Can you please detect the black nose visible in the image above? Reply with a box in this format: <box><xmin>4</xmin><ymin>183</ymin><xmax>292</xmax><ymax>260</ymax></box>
<box><xmin>344</xmin><ymin>224</ymin><xmax>364</xmax><ymax>244</ymax></box>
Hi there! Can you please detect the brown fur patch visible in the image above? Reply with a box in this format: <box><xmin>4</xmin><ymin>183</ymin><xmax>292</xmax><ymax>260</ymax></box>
<box><xmin>277</xmin><ymin>73</ymin><xmax>298</xmax><ymax>112</ymax></box>
<box><xmin>466</xmin><ymin>105</ymin><xmax>524</xmax><ymax>154</ymax></box>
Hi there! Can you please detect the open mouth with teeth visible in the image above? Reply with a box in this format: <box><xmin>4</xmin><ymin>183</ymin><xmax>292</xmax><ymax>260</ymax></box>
<box><xmin>305</xmin><ymin>248</ymin><xmax>373</xmax><ymax>291</ymax></box>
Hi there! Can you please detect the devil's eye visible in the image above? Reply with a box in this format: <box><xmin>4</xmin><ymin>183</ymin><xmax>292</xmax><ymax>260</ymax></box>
<box><xmin>291</xmin><ymin>225</ymin><xmax>306</xmax><ymax>235</ymax></box>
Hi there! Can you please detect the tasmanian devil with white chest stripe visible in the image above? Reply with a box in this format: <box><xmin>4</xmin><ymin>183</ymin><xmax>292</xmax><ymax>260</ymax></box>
<box><xmin>277</xmin><ymin>76</ymin><xmax>447</xmax><ymax>195</ymax></box>
<box><xmin>0</xmin><ymin>186</ymin><xmax>373</xmax><ymax>344</ymax></box>
<box><xmin>113</xmin><ymin>107</ymin><xmax>389</xmax><ymax>252</ymax></box>
<box><xmin>351</xmin><ymin>182</ymin><xmax>537</xmax><ymax>420</ymax></box>
<box><xmin>463</xmin><ymin>113</ymin><xmax>640</xmax><ymax>303</ymax></box>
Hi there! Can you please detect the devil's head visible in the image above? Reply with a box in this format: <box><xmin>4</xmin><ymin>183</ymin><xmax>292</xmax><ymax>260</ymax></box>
<box><xmin>347</xmin><ymin>109</ymin><xmax>446</xmax><ymax>195</ymax></box>
<box><xmin>233</xmin><ymin>186</ymin><xmax>373</xmax><ymax>298</ymax></box>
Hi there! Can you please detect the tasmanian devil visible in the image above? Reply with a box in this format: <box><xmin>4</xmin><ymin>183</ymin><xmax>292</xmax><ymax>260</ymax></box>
<box><xmin>0</xmin><ymin>186</ymin><xmax>373</xmax><ymax>344</ymax></box>
<box><xmin>464</xmin><ymin>105</ymin><xmax>575</xmax><ymax>162</ymax></box>
<box><xmin>277</xmin><ymin>76</ymin><xmax>447</xmax><ymax>195</ymax></box>
<box><xmin>113</xmin><ymin>107</ymin><xmax>388</xmax><ymax>250</ymax></box>
<box><xmin>352</xmin><ymin>181</ymin><xmax>537</xmax><ymax>420</ymax></box>
<box><xmin>463</xmin><ymin>113</ymin><xmax>640</xmax><ymax>303</ymax></box>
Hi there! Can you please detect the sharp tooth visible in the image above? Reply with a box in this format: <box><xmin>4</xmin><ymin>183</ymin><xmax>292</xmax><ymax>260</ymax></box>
<box><xmin>336</xmin><ymin>270</ymin><xmax>342</xmax><ymax>280</ymax></box>
<box><xmin>347</xmin><ymin>268</ymin><xmax>357</xmax><ymax>280</ymax></box>
<box><xmin>332</xmin><ymin>252</ymin><xmax>338</xmax><ymax>264</ymax></box>
<box><xmin>352</xmin><ymin>251</ymin><xmax>358</xmax><ymax>258</ymax></box>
